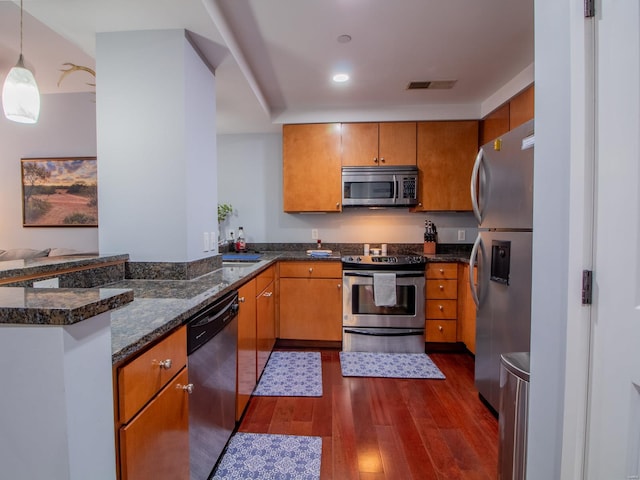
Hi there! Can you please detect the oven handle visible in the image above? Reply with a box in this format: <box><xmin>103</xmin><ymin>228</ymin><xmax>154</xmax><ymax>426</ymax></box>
<box><xmin>343</xmin><ymin>328</ymin><xmax>424</xmax><ymax>337</ymax></box>
<box><xmin>343</xmin><ymin>271</ymin><xmax>424</xmax><ymax>278</ymax></box>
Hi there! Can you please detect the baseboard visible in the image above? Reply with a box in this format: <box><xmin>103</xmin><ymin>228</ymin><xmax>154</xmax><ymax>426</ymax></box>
<box><xmin>275</xmin><ymin>339</ymin><xmax>342</xmax><ymax>350</ymax></box>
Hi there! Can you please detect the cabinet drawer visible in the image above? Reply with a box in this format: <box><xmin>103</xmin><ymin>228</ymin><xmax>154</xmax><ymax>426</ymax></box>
<box><xmin>279</xmin><ymin>261</ymin><xmax>341</xmax><ymax>278</ymax></box>
<box><xmin>426</xmin><ymin>263</ymin><xmax>458</xmax><ymax>279</ymax></box>
<box><xmin>426</xmin><ymin>320</ymin><xmax>457</xmax><ymax>343</ymax></box>
<box><xmin>426</xmin><ymin>279</ymin><xmax>458</xmax><ymax>299</ymax></box>
<box><xmin>119</xmin><ymin>367</ymin><xmax>190</xmax><ymax>480</ymax></box>
<box><xmin>118</xmin><ymin>327</ymin><xmax>187</xmax><ymax>424</ymax></box>
<box><xmin>426</xmin><ymin>299</ymin><xmax>457</xmax><ymax>319</ymax></box>
<box><xmin>256</xmin><ymin>265</ymin><xmax>276</xmax><ymax>293</ymax></box>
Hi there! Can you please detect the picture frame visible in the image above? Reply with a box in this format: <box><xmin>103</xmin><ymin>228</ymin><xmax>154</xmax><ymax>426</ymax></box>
<box><xmin>21</xmin><ymin>157</ymin><xmax>98</xmax><ymax>227</ymax></box>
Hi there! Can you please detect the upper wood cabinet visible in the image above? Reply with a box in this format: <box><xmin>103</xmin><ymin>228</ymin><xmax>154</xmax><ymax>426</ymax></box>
<box><xmin>283</xmin><ymin>123</ymin><xmax>342</xmax><ymax>212</ymax></box>
<box><xmin>481</xmin><ymin>84</ymin><xmax>534</xmax><ymax>145</ymax></box>
<box><xmin>414</xmin><ymin>120</ymin><xmax>479</xmax><ymax>212</ymax></box>
<box><xmin>341</xmin><ymin>122</ymin><xmax>417</xmax><ymax>166</ymax></box>
<box><xmin>509</xmin><ymin>85</ymin><xmax>535</xmax><ymax>130</ymax></box>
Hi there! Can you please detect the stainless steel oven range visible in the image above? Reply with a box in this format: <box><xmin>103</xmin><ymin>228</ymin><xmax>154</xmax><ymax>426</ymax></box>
<box><xmin>342</xmin><ymin>254</ymin><xmax>426</xmax><ymax>353</ymax></box>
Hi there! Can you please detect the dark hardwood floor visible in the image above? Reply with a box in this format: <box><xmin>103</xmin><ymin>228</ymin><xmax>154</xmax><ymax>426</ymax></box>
<box><xmin>238</xmin><ymin>350</ymin><xmax>498</xmax><ymax>479</ymax></box>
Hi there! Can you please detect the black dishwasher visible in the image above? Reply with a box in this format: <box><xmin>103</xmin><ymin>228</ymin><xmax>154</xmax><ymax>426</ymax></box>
<box><xmin>187</xmin><ymin>290</ymin><xmax>238</xmax><ymax>480</ymax></box>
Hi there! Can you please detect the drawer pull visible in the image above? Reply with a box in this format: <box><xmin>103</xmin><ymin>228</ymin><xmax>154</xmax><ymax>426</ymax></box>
<box><xmin>439</xmin><ymin>285</ymin><xmax>444</xmax><ymax>290</ymax></box>
<box><xmin>239</xmin><ymin>296</ymin><xmax>245</xmax><ymax>303</ymax></box>
<box><xmin>337</xmin><ymin>283</ymin><xmax>341</xmax><ymax>289</ymax></box>
<box><xmin>438</xmin><ymin>325</ymin><xmax>444</xmax><ymax>332</ymax></box>
<box><xmin>309</xmin><ymin>268</ymin><xmax>313</xmax><ymax>273</ymax></box>
<box><xmin>158</xmin><ymin>359</ymin><xmax>172</xmax><ymax>370</ymax></box>
<box><xmin>177</xmin><ymin>383</ymin><xmax>194</xmax><ymax>394</ymax></box>
<box><xmin>438</xmin><ymin>305</ymin><xmax>444</xmax><ymax>311</ymax></box>
<box><xmin>439</xmin><ymin>268</ymin><xmax>444</xmax><ymax>274</ymax></box>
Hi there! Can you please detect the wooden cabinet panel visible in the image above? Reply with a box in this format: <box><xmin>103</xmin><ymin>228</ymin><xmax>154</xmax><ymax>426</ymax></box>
<box><xmin>279</xmin><ymin>261</ymin><xmax>342</xmax><ymax>278</ymax></box>
<box><xmin>457</xmin><ymin>264</ymin><xmax>477</xmax><ymax>354</ymax></box>
<box><xmin>426</xmin><ymin>263</ymin><xmax>458</xmax><ymax>279</ymax></box>
<box><xmin>237</xmin><ymin>280</ymin><xmax>257</xmax><ymax>421</ymax></box>
<box><xmin>341</xmin><ymin>122</ymin><xmax>417</xmax><ymax>166</ymax></box>
<box><xmin>378</xmin><ymin>122</ymin><xmax>417</xmax><ymax>165</ymax></box>
<box><xmin>415</xmin><ymin>120</ymin><xmax>479</xmax><ymax>211</ymax></box>
<box><xmin>509</xmin><ymin>85</ymin><xmax>535</xmax><ymax>130</ymax></box>
<box><xmin>119</xmin><ymin>368</ymin><xmax>190</xmax><ymax>480</ymax></box>
<box><xmin>426</xmin><ymin>299</ymin><xmax>457</xmax><ymax>319</ymax></box>
<box><xmin>279</xmin><ymin>277</ymin><xmax>342</xmax><ymax>341</ymax></box>
<box><xmin>256</xmin><ymin>265</ymin><xmax>275</xmax><ymax>293</ymax></box>
<box><xmin>426</xmin><ymin>320</ymin><xmax>457</xmax><ymax>343</ymax></box>
<box><xmin>481</xmin><ymin>102</ymin><xmax>510</xmax><ymax>145</ymax></box>
<box><xmin>426</xmin><ymin>279</ymin><xmax>458</xmax><ymax>299</ymax></box>
<box><xmin>341</xmin><ymin>123</ymin><xmax>379</xmax><ymax>166</ymax></box>
<box><xmin>256</xmin><ymin>279</ymin><xmax>275</xmax><ymax>380</ymax></box>
<box><xmin>283</xmin><ymin>123</ymin><xmax>342</xmax><ymax>212</ymax></box>
<box><xmin>118</xmin><ymin>326</ymin><xmax>186</xmax><ymax>424</ymax></box>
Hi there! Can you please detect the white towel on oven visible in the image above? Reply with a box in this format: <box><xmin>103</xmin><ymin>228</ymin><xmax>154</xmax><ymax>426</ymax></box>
<box><xmin>373</xmin><ymin>272</ymin><xmax>397</xmax><ymax>307</ymax></box>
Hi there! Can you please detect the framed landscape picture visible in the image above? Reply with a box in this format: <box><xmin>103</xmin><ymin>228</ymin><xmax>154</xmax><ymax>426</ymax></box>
<box><xmin>21</xmin><ymin>157</ymin><xmax>98</xmax><ymax>227</ymax></box>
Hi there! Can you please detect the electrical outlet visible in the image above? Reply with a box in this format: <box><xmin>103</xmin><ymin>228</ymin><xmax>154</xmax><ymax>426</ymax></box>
<box><xmin>457</xmin><ymin>229</ymin><xmax>466</xmax><ymax>241</ymax></box>
<box><xmin>203</xmin><ymin>232</ymin><xmax>209</xmax><ymax>251</ymax></box>
<box><xmin>311</xmin><ymin>229</ymin><xmax>319</xmax><ymax>240</ymax></box>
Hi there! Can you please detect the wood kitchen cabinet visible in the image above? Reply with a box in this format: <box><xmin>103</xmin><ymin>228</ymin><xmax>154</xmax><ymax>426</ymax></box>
<box><xmin>425</xmin><ymin>263</ymin><xmax>458</xmax><ymax>342</ymax></box>
<box><xmin>481</xmin><ymin>84</ymin><xmax>534</xmax><ymax>145</ymax></box>
<box><xmin>481</xmin><ymin>103</ymin><xmax>510</xmax><ymax>146</ymax></box>
<box><xmin>256</xmin><ymin>266</ymin><xmax>276</xmax><ymax>380</ymax></box>
<box><xmin>115</xmin><ymin>326</ymin><xmax>189</xmax><ymax>480</ymax></box>
<box><xmin>236</xmin><ymin>279</ymin><xmax>257</xmax><ymax>421</ymax></box>
<box><xmin>457</xmin><ymin>263</ymin><xmax>478</xmax><ymax>354</ymax></box>
<box><xmin>341</xmin><ymin>122</ymin><xmax>417</xmax><ymax>166</ymax></box>
<box><xmin>283</xmin><ymin>123</ymin><xmax>342</xmax><ymax>212</ymax></box>
<box><xmin>279</xmin><ymin>261</ymin><xmax>342</xmax><ymax>341</ymax></box>
<box><xmin>414</xmin><ymin>120</ymin><xmax>479</xmax><ymax>211</ymax></box>
<box><xmin>509</xmin><ymin>84</ymin><xmax>535</xmax><ymax>130</ymax></box>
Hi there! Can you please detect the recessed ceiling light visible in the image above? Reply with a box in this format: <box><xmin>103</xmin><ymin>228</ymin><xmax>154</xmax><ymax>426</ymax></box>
<box><xmin>333</xmin><ymin>73</ymin><xmax>350</xmax><ymax>83</ymax></box>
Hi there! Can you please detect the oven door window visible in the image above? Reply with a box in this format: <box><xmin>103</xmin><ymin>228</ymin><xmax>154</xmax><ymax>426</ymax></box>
<box><xmin>344</xmin><ymin>180</ymin><xmax>395</xmax><ymax>200</ymax></box>
<box><xmin>352</xmin><ymin>284</ymin><xmax>416</xmax><ymax>315</ymax></box>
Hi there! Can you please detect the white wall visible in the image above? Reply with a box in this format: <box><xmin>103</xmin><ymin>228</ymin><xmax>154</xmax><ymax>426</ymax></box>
<box><xmin>97</xmin><ymin>30</ymin><xmax>217</xmax><ymax>262</ymax></box>
<box><xmin>0</xmin><ymin>93</ymin><xmax>98</xmax><ymax>252</ymax></box>
<box><xmin>217</xmin><ymin>133</ymin><xmax>477</xmax><ymax>245</ymax></box>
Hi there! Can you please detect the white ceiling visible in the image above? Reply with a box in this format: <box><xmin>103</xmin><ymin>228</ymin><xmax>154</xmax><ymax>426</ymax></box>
<box><xmin>0</xmin><ymin>0</ymin><xmax>533</xmax><ymax>134</ymax></box>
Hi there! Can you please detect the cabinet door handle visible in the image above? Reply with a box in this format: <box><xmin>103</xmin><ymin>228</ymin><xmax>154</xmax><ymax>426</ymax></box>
<box><xmin>177</xmin><ymin>383</ymin><xmax>194</xmax><ymax>394</ymax></box>
<box><xmin>239</xmin><ymin>296</ymin><xmax>245</xmax><ymax>303</ymax></box>
<box><xmin>158</xmin><ymin>359</ymin><xmax>172</xmax><ymax>369</ymax></box>
<box><xmin>263</xmin><ymin>291</ymin><xmax>273</xmax><ymax>297</ymax></box>
<box><xmin>373</xmin><ymin>157</ymin><xmax>378</xmax><ymax>164</ymax></box>
<box><xmin>336</xmin><ymin>202</ymin><xmax>340</xmax><ymax>209</ymax></box>
<box><xmin>337</xmin><ymin>283</ymin><xmax>341</xmax><ymax>289</ymax></box>
<box><xmin>380</xmin><ymin>157</ymin><xmax>385</xmax><ymax>163</ymax></box>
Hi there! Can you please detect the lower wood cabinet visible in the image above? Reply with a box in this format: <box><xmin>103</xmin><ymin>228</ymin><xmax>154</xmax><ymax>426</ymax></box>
<box><xmin>236</xmin><ymin>279</ymin><xmax>257</xmax><ymax>421</ymax></box>
<box><xmin>115</xmin><ymin>326</ymin><xmax>189</xmax><ymax>480</ymax></box>
<box><xmin>256</xmin><ymin>266</ymin><xmax>276</xmax><ymax>380</ymax></box>
<box><xmin>425</xmin><ymin>263</ymin><xmax>458</xmax><ymax>342</ymax></box>
<box><xmin>279</xmin><ymin>261</ymin><xmax>342</xmax><ymax>341</ymax></box>
<box><xmin>457</xmin><ymin>263</ymin><xmax>478</xmax><ymax>354</ymax></box>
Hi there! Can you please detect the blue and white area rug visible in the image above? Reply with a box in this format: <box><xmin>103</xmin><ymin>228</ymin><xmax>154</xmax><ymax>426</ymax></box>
<box><xmin>213</xmin><ymin>432</ymin><xmax>321</xmax><ymax>480</ymax></box>
<box><xmin>254</xmin><ymin>351</ymin><xmax>323</xmax><ymax>397</ymax></box>
<box><xmin>339</xmin><ymin>352</ymin><xmax>446</xmax><ymax>379</ymax></box>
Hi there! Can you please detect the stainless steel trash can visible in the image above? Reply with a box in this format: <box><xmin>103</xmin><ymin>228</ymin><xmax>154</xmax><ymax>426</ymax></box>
<box><xmin>498</xmin><ymin>352</ymin><xmax>530</xmax><ymax>480</ymax></box>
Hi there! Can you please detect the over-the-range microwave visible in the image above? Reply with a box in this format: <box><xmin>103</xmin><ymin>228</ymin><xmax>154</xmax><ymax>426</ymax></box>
<box><xmin>341</xmin><ymin>165</ymin><xmax>419</xmax><ymax>207</ymax></box>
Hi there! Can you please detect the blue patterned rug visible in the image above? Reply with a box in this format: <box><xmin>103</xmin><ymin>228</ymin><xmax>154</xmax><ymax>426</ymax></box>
<box><xmin>339</xmin><ymin>352</ymin><xmax>446</xmax><ymax>379</ymax></box>
<box><xmin>212</xmin><ymin>433</ymin><xmax>322</xmax><ymax>479</ymax></box>
<box><xmin>254</xmin><ymin>351</ymin><xmax>322</xmax><ymax>397</ymax></box>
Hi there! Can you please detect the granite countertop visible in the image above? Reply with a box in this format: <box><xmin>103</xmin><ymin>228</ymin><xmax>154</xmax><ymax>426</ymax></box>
<box><xmin>109</xmin><ymin>251</ymin><xmax>342</xmax><ymax>364</ymax></box>
<box><xmin>0</xmin><ymin>287</ymin><xmax>133</xmax><ymax>325</ymax></box>
<box><xmin>0</xmin><ymin>254</ymin><xmax>129</xmax><ymax>283</ymax></box>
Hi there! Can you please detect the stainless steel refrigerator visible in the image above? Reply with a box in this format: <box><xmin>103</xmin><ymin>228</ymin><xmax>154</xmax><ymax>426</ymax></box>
<box><xmin>469</xmin><ymin>119</ymin><xmax>534</xmax><ymax>412</ymax></box>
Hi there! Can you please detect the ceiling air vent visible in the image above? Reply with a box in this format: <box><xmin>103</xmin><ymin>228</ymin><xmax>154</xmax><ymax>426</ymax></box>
<box><xmin>407</xmin><ymin>80</ymin><xmax>457</xmax><ymax>90</ymax></box>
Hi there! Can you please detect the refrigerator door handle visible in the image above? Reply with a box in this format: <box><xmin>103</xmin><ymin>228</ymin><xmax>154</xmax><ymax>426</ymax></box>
<box><xmin>471</xmin><ymin>148</ymin><xmax>484</xmax><ymax>224</ymax></box>
<box><xmin>469</xmin><ymin>233</ymin><xmax>483</xmax><ymax>307</ymax></box>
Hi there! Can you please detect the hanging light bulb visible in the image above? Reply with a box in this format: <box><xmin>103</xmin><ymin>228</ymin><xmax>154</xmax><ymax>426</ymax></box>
<box><xmin>2</xmin><ymin>0</ymin><xmax>40</xmax><ymax>124</ymax></box>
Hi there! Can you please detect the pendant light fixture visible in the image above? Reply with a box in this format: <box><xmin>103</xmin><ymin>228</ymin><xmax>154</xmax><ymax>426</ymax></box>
<box><xmin>2</xmin><ymin>0</ymin><xmax>40</xmax><ymax>124</ymax></box>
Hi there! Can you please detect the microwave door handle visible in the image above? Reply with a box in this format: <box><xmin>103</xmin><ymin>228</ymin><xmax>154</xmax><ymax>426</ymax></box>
<box><xmin>393</xmin><ymin>174</ymin><xmax>398</xmax><ymax>203</ymax></box>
